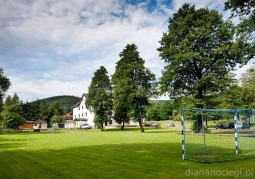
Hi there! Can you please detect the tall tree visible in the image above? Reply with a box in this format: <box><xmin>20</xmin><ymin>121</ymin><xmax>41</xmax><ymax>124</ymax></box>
<box><xmin>47</xmin><ymin>102</ymin><xmax>64</xmax><ymax>124</ymax></box>
<box><xmin>0</xmin><ymin>68</ymin><xmax>11</xmax><ymax>114</ymax></box>
<box><xmin>157</xmin><ymin>3</ymin><xmax>253</xmax><ymax>108</ymax></box>
<box><xmin>2</xmin><ymin>104</ymin><xmax>26</xmax><ymax>129</ymax></box>
<box><xmin>225</xmin><ymin>0</ymin><xmax>255</xmax><ymax>61</ymax></box>
<box><xmin>4</xmin><ymin>95</ymin><xmax>12</xmax><ymax>107</ymax></box>
<box><xmin>112</xmin><ymin>44</ymin><xmax>156</xmax><ymax>133</ymax></box>
<box><xmin>217</xmin><ymin>84</ymin><xmax>245</xmax><ymax>109</ymax></box>
<box><xmin>11</xmin><ymin>93</ymin><xmax>20</xmax><ymax>104</ymax></box>
<box><xmin>159</xmin><ymin>101</ymin><xmax>172</xmax><ymax>120</ymax></box>
<box><xmin>85</xmin><ymin>66</ymin><xmax>113</xmax><ymax>131</ymax></box>
<box><xmin>239</xmin><ymin>64</ymin><xmax>255</xmax><ymax>108</ymax></box>
<box><xmin>146</xmin><ymin>102</ymin><xmax>161</xmax><ymax>121</ymax></box>
<box><xmin>112</xmin><ymin>78</ymin><xmax>131</xmax><ymax>130</ymax></box>
<box><xmin>40</xmin><ymin>100</ymin><xmax>48</xmax><ymax>121</ymax></box>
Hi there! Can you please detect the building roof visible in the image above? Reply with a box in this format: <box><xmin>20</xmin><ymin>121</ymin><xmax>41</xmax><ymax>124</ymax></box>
<box><xmin>62</xmin><ymin>113</ymin><xmax>73</xmax><ymax>119</ymax></box>
<box><xmin>72</xmin><ymin>93</ymin><xmax>88</xmax><ymax>108</ymax></box>
<box><xmin>34</xmin><ymin>119</ymin><xmax>47</xmax><ymax>123</ymax></box>
<box><xmin>64</xmin><ymin>120</ymin><xmax>76</xmax><ymax>123</ymax></box>
<box><xmin>74</xmin><ymin>118</ymin><xmax>88</xmax><ymax>121</ymax></box>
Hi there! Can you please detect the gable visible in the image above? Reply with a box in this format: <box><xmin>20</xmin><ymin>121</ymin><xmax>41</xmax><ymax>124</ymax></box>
<box><xmin>72</xmin><ymin>93</ymin><xmax>88</xmax><ymax>109</ymax></box>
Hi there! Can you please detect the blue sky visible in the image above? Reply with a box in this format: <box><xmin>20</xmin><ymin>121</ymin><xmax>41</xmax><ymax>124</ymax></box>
<box><xmin>0</xmin><ymin>0</ymin><xmax>253</xmax><ymax>102</ymax></box>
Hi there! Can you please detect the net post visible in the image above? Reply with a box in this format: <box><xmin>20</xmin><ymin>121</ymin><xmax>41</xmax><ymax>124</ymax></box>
<box><xmin>234</xmin><ymin>110</ymin><xmax>239</xmax><ymax>154</ymax></box>
<box><xmin>181</xmin><ymin>109</ymin><xmax>185</xmax><ymax>160</ymax></box>
<box><xmin>52</xmin><ymin>124</ymin><xmax>54</xmax><ymax>134</ymax></box>
<box><xmin>201</xmin><ymin>109</ymin><xmax>208</xmax><ymax>162</ymax></box>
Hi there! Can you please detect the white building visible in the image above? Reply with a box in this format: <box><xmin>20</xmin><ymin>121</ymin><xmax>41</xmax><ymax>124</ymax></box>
<box><xmin>72</xmin><ymin>93</ymin><xmax>95</xmax><ymax>128</ymax></box>
<box><xmin>71</xmin><ymin>93</ymin><xmax>138</xmax><ymax>129</ymax></box>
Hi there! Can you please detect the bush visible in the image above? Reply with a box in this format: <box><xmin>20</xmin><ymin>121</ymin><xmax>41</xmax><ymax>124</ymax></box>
<box><xmin>173</xmin><ymin>113</ymin><xmax>181</xmax><ymax>121</ymax></box>
<box><xmin>191</xmin><ymin>120</ymin><xmax>210</xmax><ymax>133</ymax></box>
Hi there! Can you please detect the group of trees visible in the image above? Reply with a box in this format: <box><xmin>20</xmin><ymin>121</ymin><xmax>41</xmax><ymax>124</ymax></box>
<box><xmin>86</xmin><ymin>44</ymin><xmax>156</xmax><ymax>132</ymax></box>
<box><xmin>1</xmin><ymin>2</ymin><xmax>254</xmax><ymax>131</ymax></box>
<box><xmin>146</xmin><ymin>101</ymin><xmax>172</xmax><ymax>121</ymax></box>
<box><xmin>85</xmin><ymin>2</ymin><xmax>255</xmax><ymax>132</ymax></box>
<box><xmin>0</xmin><ymin>92</ymin><xmax>66</xmax><ymax>129</ymax></box>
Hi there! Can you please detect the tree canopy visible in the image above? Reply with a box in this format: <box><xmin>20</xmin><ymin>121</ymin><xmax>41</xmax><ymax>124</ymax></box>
<box><xmin>85</xmin><ymin>66</ymin><xmax>113</xmax><ymax>131</ymax></box>
<box><xmin>112</xmin><ymin>44</ymin><xmax>156</xmax><ymax>132</ymax></box>
<box><xmin>225</xmin><ymin>0</ymin><xmax>255</xmax><ymax>16</ymax></box>
<box><xmin>146</xmin><ymin>102</ymin><xmax>161</xmax><ymax>121</ymax></box>
<box><xmin>0</xmin><ymin>68</ymin><xmax>11</xmax><ymax>113</ymax></box>
<box><xmin>159</xmin><ymin>101</ymin><xmax>172</xmax><ymax>120</ymax></box>
<box><xmin>239</xmin><ymin>64</ymin><xmax>255</xmax><ymax>108</ymax></box>
<box><xmin>157</xmin><ymin>3</ymin><xmax>253</xmax><ymax>108</ymax></box>
<box><xmin>2</xmin><ymin>104</ymin><xmax>26</xmax><ymax>129</ymax></box>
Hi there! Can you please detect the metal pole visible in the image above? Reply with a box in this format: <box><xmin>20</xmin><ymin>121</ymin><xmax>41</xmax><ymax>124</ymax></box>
<box><xmin>201</xmin><ymin>109</ymin><xmax>207</xmax><ymax>162</ymax></box>
<box><xmin>181</xmin><ymin>109</ymin><xmax>185</xmax><ymax>160</ymax></box>
<box><xmin>234</xmin><ymin>111</ymin><xmax>239</xmax><ymax>154</ymax></box>
<box><xmin>52</xmin><ymin>124</ymin><xmax>54</xmax><ymax>134</ymax></box>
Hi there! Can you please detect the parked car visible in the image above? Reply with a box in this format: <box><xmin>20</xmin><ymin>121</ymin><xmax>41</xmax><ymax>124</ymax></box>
<box><xmin>237</xmin><ymin>122</ymin><xmax>243</xmax><ymax>129</ymax></box>
<box><xmin>144</xmin><ymin>123</ymin><xmax>152</xmax><ymax>126</ymax></box>
<box><xmin>144</xmin><ymin>123</ymin><xmax>157</xmax><ymax>127</ymax></box>
<box><xmin>215</xmin><ymin>123</ymin><xmax>223</xmax><ymax>129</ymax></box>
<box><xmin>167</xmin><ymin>123</ymin><xmax>175</xmax><ymax>127</ymax></box>
<box><xmin>215</xmin><ymin>123</ymin><xmax>234</xmax><ymax>129</ymax></box>
<box><xmin>237</xmin><ymin>122</ymin><xmax>250</xmax><ymax>129</ymax></box>
<box><xmin>80</xmin><ymin>124</ymin><xmax>91</xmax><ymax>129</ymax></box>
<box><xmin>151</xmin><ymin>123</ymin><xmax>157</xmax><ymax>127</ymax></box>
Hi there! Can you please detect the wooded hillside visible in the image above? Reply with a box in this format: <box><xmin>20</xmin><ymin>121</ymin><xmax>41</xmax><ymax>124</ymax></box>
<box><xmin>34</xmin><ymin>95</ymin><xmax>80</xmax><ymax>113</ymax></box>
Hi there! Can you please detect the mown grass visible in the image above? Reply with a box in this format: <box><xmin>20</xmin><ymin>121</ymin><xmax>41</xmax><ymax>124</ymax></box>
<box><xmin>0</xmin><ymin>127</ymin><xmax>254</xmax><ymax>179</ymax></box>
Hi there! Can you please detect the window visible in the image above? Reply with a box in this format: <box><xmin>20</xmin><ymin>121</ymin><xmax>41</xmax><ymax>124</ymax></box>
<box><xmin>82</xmin><ymin>113</ymin><xmax>83</xmax><ymax>117</ymax></box>
<box><xmin>86</xmin><ymin>112</ymin><xmax>87</xmax><ymax>116</ymax></box>
<box><xmin>79</xmin><ymin>107</ymin><xmax>80</xmax><ymax>110</ymax></box>
<box><xmin>82</xmin><ymin>106</ymin><xmax>83</xmax><ymax>109</ymax></box>
<box><xmin>79</xmin><ymin>114</ymin><xmax>80</xmax><ymax>118</ymax></box>
<box><xmin>109</xmin><ymin>120</ymin><xmax>112</xmax><ymax>124</ymax></box>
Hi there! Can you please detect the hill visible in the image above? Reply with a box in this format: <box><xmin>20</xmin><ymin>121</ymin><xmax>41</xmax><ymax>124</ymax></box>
<box><xmin>35</xmin><ymin>95</ymin><xmax>80</xmax><ymax>113</ymax></box>
<box><xmin>31</xmin><ymin>96</ymin><xmax>169</xmax><ymax>114</ymax></box>
<box><xmin>149</xmin><ymin>100</ymin><xmax>171</xmax><ymax>104</ymax></box>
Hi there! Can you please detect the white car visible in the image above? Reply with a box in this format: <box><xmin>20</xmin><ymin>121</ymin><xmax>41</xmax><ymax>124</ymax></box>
<box><xmin>167</xmin><ymin>123</ymin><xmax>175</xmax><ymax>127</ymax></box>
<box><xmin>80</xmin><ymin>124</ymin><xmax>91</xmax><ymax>129</ymax></box>
<box><xmin>237</xmin><ymin>122</ymin><xmax>243</xmax><ymax>129</ymax></box>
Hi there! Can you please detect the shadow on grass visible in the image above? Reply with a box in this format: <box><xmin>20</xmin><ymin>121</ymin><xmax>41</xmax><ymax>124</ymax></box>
<box><xmin>104</xmin><ymin>127</ymin><xmax>180</xmax><ymax>133</ymax></box>
<box><xmin>0</xmin><ymin>138</ymin><xmax>30</xmax><ymax>149</ymax></box>
<box><xmin>146</xmin><ymin>130</ymin><xmax>181</xmax><ymax>134</ymax></box>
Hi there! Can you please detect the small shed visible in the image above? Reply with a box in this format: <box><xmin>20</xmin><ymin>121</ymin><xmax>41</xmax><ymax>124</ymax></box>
<box><xmin>33</xmin><ymin>119</ymin><xmax>47</xmax><ymax>130</ymax></box>
<box><xmin>64</xmin><ymin>120</ymin><xmax>76</xmax><ymax>129</ymax></box>
<box><xmin>19</xmin><ymin>121</ymin><xmax>34</xmax><ymax>129</ymax></box>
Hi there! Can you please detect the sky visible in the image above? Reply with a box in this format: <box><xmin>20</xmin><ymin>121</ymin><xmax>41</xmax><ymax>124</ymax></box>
<box><xmin>0</xmin><ymin>0</ymin><xmax>254</xmax><ymax>102</ymax></box>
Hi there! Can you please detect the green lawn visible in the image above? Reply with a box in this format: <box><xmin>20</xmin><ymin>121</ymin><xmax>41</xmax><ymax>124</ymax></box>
<box><xmin>0</xmin><ymin>127</ymin><xmax>254</xmax><ymax>179</ymax></box>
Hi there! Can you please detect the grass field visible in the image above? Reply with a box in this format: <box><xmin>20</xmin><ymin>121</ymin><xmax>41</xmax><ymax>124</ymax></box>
<box><xmin>0</xmin><ymin>126</ymin><xmax>255</xmax><ymax>179</ymax></box>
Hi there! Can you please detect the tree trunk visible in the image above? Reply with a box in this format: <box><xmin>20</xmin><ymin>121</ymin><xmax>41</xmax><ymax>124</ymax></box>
<box><xmin>196</xmin><ymin>87</ymin><xmax>204</xmax><ymax>109</ymax></box>
<box><xmin>138</xmin><ymin>118</ymin><xmax>144</xmax><ymax>133</ymax></box>
<box><xmin>101</xmin><ymin>123</ymin><xmax>104</xmax><ymax>131</ymax></box>
<box><xmin>121</xmin><ymin>120</ymin><xmax>125</xmax><ymax>130</ymax></box>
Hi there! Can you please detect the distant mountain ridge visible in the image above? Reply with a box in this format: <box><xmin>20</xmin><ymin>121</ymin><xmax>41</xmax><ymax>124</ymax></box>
<box><xmin>34</xmin><ymin>95</ymin><xmax>81</xmax><ymax>113</ymax></box>
<box><xmin>32</xmin><ymin>96</ymin><xmax>169</xmax><ymax>114</ymax></box>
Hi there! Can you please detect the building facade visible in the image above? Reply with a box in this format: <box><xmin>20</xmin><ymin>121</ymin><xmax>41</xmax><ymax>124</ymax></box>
<box><xmin>71</xmin><ymin>93</ymin><xmax>138</xmax><ymax>129</ymax></box>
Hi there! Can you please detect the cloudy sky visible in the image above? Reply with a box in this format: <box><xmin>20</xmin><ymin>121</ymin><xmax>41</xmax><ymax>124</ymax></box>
<box><xmin>0</xmin><ymin>0</ymin><xmax>254</xmax><ymax>102</ymax></box>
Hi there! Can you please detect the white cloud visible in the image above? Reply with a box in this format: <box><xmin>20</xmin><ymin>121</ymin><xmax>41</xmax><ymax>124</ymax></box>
<box><xmin>1</xmin><ymin>0</ymin><xmax>251</xmax><ymax>102</ymax></box>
